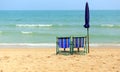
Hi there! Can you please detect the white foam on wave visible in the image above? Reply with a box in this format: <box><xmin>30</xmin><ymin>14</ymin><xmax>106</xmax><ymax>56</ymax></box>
<box><xmin>101</xmin><ymin>24</ymin><xmax>114</xmax><ymax>27</ymax></box>
<box><xmin>21</xmin><ymin>31</ymin><xmax>33</xmax><ymax>34</ymax></box>
<box><xmin>0</xmin><ymin>31</ymin><xmax>3</xmax><ymax>34</ymax></box>
<box><xmin>16</xmin><ymin>24</ymin><xmax>52</xmax><ymax>27</ymax></box>
<box><xmin>0</xmin><ymin>43</ymin><xmax>56</xmax><ymax>48</ymax></box>
<box><xmin>90</xmin><ymin>43</ymin><xmax>120</xmax><ymax>47</ymax></box>
<box><xmin>0</xmin><ymin>43</ymin><xmax>119</xmax><ymax>48</ymax></box>
<box><xmin>0</xmin><ymin>43</ymin><xmax>55</xmax><ymax>46</ymax></box>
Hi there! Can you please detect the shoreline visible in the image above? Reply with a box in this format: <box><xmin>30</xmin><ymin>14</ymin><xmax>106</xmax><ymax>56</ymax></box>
<box><xmin>0</xmin><ymin>43</ymin><xmax>119</xmax><ymax>48</ymax></box>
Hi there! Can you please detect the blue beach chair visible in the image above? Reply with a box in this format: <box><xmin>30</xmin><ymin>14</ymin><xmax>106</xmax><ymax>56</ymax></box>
<box><xmin>56</xmin><ymin>37</ymin><xmax>73</xmax><ymax>54</ymax></box>
<box><xmin>72</xmin><ymin>37</ymin><xmax>87</xmax><ymax>54</ymax></box>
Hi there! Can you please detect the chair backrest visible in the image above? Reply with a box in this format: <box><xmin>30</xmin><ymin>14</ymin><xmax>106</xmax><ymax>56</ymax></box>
<box><xmin>73</xmin><ymin>37</ymin><xmax>85</xmax><ymax>48</ymax></box>
<box><xmin>57</xmin><ymin>37</ymin><xmax>70</xmax><ymax>48</ymax></box>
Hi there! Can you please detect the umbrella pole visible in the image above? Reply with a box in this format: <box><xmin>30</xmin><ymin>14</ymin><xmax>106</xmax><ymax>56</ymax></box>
<box><xmin>87</xmin><ymin>28</ymin><xmax>89</xmax><ymax>53</ymax></box>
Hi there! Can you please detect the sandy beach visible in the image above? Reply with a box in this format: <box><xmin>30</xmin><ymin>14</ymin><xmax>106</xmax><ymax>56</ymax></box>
<box><xmin>0</xmin><ymin>47</ymin><xmax>120</xmax><ymax>72</ymax></box>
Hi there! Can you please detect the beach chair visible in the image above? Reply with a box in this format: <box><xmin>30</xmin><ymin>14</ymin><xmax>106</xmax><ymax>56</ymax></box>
<box><xmin>72</xmin><ymin>37</ymin><xmax>87</xmax><ymax>54</ymax></box>
<box><xmin>56</xmin><ymin>37</ymin><xmax>73</xmax><ymax>55</ymax></box>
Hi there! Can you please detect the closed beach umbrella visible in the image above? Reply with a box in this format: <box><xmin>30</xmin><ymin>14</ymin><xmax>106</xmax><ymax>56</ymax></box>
<box><xmin>84</xmin><ymin>2</ymin><xmax>90</xmax><ymax>28</ymax></box>
<box><xmin>84</xmin><ymin>2</ymin><xmax>90</xmax><ymax>53</ymax></box>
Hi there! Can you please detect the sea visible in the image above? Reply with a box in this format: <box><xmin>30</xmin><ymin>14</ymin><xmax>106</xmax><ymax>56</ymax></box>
<box><xmin>0</xmin><ymin>10</ymin><xmax>120</xmax><ymax>47</ymax></box>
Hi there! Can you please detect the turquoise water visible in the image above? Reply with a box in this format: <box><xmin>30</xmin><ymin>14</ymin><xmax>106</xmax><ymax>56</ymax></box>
<box><xmin>0</xmin><ymin>10</ymin><xmax>119</xmax><ymax>44</ymax></box>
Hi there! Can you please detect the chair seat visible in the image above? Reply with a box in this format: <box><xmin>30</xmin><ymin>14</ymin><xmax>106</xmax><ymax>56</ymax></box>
<box><xmin>73</xmin><ymin>37</ymin><xmax>85</xmax><ymax>48</ymax></box>
<box><xmin>58</xmin><ymin>37</ymin><xmax>70</xmax><ymax>48</ymax></box>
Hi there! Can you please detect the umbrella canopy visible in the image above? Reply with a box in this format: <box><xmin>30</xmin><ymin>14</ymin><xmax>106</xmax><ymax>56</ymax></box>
<box><xmin>84</xmin><ymin>2</ymin><xmax>90</xmax><ymax>28</ymax></box>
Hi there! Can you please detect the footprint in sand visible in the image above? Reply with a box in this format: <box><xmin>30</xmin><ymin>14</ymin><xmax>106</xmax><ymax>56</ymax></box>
<box><xmin>117</xmin><ymin>59</ymin><xmax>120</xmax><ymax>61</ymax></box>
<box><xmin>26</xmin><ymin>55</ymin><xmax>32</xmax><ymax>58</ymax></box>
<box><xmin>47</xmin><ymin>56</ymin><xmax>51</xmax><ymax>58</ymax></box>
<box><xmin>0</xmin><ymin>70</ymin><xmax>3</xmax><ymax>72</ymax></box>
<box><xmin>2</xmin><ymin>56</ymin><xmax>10</xmax><ymax>60</ymax></box>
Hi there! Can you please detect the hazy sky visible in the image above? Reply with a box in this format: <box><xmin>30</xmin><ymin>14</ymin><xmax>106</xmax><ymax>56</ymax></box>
<box><xmin>0</xmin><ymin>0</ymin><xmax>120</xmax><ymax>10</ymax></box>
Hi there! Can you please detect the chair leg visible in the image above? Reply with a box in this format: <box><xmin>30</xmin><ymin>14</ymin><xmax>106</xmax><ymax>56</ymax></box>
<box><xmin>78</xmin><ymin>48</ymin><xmax>79</xmax><ymax>52</ymax></box>
<box><xmin>64</xmin><ymin>48</ymin><xmax>66</xmax><ymax>51</ymax></box>
<box><xmin>56</xmin><ymin>52</ymin><xmax>59</xmax><ymax>55</ymax></box>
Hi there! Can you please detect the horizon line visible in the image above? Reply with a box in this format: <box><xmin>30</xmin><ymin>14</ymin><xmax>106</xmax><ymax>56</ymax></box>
<box><xmin>0</xmin><ymin>9</ymin><xmax>120</xmax><ymax>11</ymax></box>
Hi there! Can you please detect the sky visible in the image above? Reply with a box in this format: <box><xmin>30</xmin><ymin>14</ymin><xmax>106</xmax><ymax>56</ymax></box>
<box><xmin>0</xmin><ymin>0</ymin><xmax>120</xmax><ymax>10</ymax></box>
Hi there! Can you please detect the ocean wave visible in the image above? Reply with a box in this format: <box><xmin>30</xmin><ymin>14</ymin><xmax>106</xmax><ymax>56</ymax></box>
<box><xmin>16</xmin><ymin>24</ymin><xmax>52</xmax><ymax>27</ymax></box>
<box><xmin>0</xmin><ymin>43</ymin><xmax>56</xmax><ymax>48</ymax></box>
<box><xmin>90</xmin><ymin>43</ymin><xmax>120</xmax><ymax>47</ymax></box>
<box><xmin>101</xmin><ymin>24</ymin><xmax>114</xmax><ymax>27</ymax></box>
<box><xmin>21</xmin><ymin>31</ymin><xmax>33</xmax><ymax>34</ymax></box>
<box><xmin>0</xmin><ymin>31</ymin><xmax>3</xmax><ymax>34</ymax></box>
<box><xmin>0</xmin><ymin>43</ymin><xmax>55</xmax><ymax>46</ymax></box>
<box><xmin>92</xmin><ymin>24</ymin><xmax>120</xmax><ymax>28</ymax></box>
<box><xmin>0</xmin><ymin>43</ymin><xmax>119</xmax><ymax>48</ymax></box>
